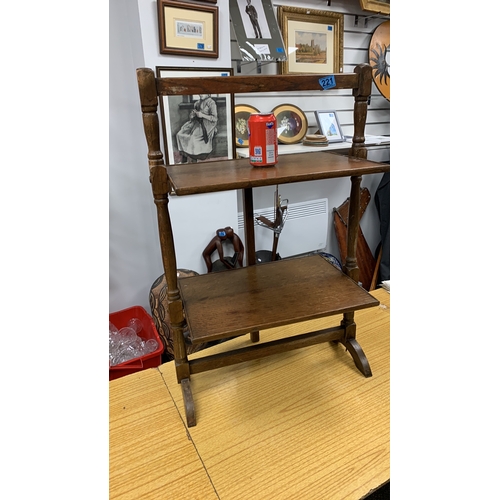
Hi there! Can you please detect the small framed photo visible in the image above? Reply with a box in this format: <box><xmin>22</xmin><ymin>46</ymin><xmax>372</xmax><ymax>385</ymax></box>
<box><xmin>156</xmin><ymin>67</ymin><xmax>235</xmax><ymax>165</ymax></box>
<box><xmin>157</xmin><ymin>0</ymin><xmax>219</xmax><ymax>58</ymax></box>
<box><xmin>314</xmin><ymin>110</ymin><xmax>344</xmax><ymax>143</ymax></box>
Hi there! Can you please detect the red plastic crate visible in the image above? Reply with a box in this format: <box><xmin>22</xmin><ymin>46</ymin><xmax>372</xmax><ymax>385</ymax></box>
<box><xmin>109</xmin><ymin>305</ymin><xmax>164</xmax><ymax>381</ymax></box>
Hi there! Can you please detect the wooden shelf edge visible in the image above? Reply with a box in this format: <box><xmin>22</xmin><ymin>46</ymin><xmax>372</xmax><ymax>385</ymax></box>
<box><xmin>179</xmin><ymin>255</ymin><xmax>380</xmax><ymax>344</ymax></box>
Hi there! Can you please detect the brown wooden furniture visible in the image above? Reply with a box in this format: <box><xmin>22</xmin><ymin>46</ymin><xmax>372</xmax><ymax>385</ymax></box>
<box><xmin>136</xmin><ymin>64</ymin><xmax>390</xmax><ymax>427</ymax></box>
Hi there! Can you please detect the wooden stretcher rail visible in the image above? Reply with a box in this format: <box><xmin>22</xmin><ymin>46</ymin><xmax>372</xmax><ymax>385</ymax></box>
<box><xmin>188</xmin><ymin>325</ymin><xmax>345</xmax><ymax>374</ymax></box>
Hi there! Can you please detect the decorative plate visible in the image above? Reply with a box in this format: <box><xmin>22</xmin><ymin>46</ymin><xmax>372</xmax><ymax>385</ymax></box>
<box><xmin>234</xmin><ymin>104</ymin><xmax>260</xmax><ymax>148</ymax></box>
<box><xmin>271</xmin><ymin>104</ymin><xmax>308</xmax><ymax>144</ymax></box>
<box><xmin>369</xmin><ymin>20</ymin><xmax>390</xmax><ymax>101</ymax></box>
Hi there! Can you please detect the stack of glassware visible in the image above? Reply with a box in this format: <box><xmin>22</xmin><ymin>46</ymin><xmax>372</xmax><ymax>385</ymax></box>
<box><xmin>109</xmin><ymin>317</ymin><xmax>158</xmax><ymax>366</ymax></box>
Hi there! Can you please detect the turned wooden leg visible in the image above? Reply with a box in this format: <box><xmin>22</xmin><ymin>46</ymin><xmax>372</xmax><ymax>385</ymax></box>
<box><xmin>337</xmin><ymin>175</ymin><xmax>372</xmax><ymax>377</ymax></box>
<box><xmin>244</xmin><ymin>188</ymin><xmax>260</xmax><ymax>344</ymax></box>
<box><xmin>181</xmin><ymin>378</ymin><xmax>196</xmax><ymax>427</ymax></box>
<box><xmin>243</xmin><ymin>187</ymin><xmax>256</xmax><ymax>266</ymax></box>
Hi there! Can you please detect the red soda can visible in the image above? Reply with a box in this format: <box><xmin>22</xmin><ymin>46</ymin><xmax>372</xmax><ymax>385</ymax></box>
<box><xmin>248</xmin><ymin>113</ymin><xmax>278</xmax><ymax>167</ymax></box>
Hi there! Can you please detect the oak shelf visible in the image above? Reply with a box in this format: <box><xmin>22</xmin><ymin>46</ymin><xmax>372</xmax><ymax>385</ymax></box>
<box><xmin>136</xmin><ymin>64</ymin><xmax>390</xmax><ymax>427</ymax></box>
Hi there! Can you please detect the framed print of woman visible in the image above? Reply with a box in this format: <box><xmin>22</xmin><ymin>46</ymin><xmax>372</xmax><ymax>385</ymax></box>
<box><xmin>156</xmin><ymin>66</ymin><xmax>235</xmax><ymax>166</ymax></box>
<box><xmin>177</xmin><ymin>94</ymin><xmax>218</xmax><ymax>163</ymax></box>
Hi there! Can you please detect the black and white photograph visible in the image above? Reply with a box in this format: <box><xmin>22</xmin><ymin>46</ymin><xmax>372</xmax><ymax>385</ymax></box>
<box><xmin>229</xmin><ymin>0</ymin><xmax>286</xmax><ymax>61</ymax></box>
<box><xmin>156</xmin><ymin>67</ymin><xmax>235</xmax><ymax>165</ymax></box>
<box><xmin>237</xmin><ymin>0</ymin><xmax>270</xmax><ymax>39</ymax></box>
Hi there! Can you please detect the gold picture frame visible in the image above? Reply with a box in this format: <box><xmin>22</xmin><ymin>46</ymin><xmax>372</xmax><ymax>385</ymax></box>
<box><xmin>359</xmin><ymin>0</ymin><xmax>390</xmax><ymax>15</ymax></box>
<box><xmin>157</xmin><ymin>0</ymin><xmax>219</xmax><ymax>58</ymax></box>
<box><xmin>277</xmin><ymin>6</ymin><xmax>344</xmax><ymax>75</ymax></box>
<box><xmin>234</xmin><ymin>104</ymin><xmax>260</xmax><ymax>148</ymax></box>
<box><xmin>272</xmin><ymin>103</ymin><xmax>308</xmax><ymax>144</ymax></box>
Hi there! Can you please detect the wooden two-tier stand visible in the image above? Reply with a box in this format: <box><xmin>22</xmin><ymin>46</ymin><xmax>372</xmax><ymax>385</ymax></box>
<box><xmin>136</xmin><ymin>64</ymin><xmax>390</xmax><ymax>426</ymax></box>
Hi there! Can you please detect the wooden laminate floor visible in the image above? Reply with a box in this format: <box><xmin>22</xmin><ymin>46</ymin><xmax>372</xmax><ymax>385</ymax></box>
<box><xmin>109</xmin><ymin>288</ymin><xmax>390</xmax><ymax>500</ymax></box>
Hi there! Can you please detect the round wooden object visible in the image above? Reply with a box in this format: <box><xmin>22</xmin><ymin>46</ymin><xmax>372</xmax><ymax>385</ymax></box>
<box><xmin>369</xmin><ymin>21</ymin><xmax>390</xmax><ymax>101</ymax></box>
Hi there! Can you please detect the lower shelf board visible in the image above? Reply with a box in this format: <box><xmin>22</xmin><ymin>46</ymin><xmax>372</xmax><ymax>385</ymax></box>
<box><xmin>179</xmin><ymin>254</ymin><xmax>379</xmax><ymax>344</ymax></box>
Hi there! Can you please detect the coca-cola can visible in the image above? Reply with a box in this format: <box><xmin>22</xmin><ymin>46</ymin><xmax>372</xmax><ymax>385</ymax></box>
<box><xmin>248</xmin><ymin>113</ymin><xmax>278</xmax><ymax>167</ymax></box>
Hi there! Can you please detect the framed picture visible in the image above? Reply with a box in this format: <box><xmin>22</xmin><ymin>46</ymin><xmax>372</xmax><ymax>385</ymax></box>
<box><xmin>157</xmin><ymin>0</ymin><xmax>219</xmax><ymax>58</ymax></box>
<box><xmin>314</xmin><ymin>110</ymin><xmax>344</xmax><ymax>143</ymax></box>
<box><xmin>359</xmin><ymin>0</ymin><xmax>390</xmax><ymax>15</ymax></box>
<box><xmin>277</xmin><ymin>6</ymin><xmax>344</xmax><ymax>75</ymax></box>
<box><xmin>229</xmin><ymin>0</ymin><xmax>286</xmax><ymax>61</ymax></box>
<box><xmin>272</xmin><ymin>104</ymin><xmax>308</xmax><ymax>145</ymax></box>
<box><xmin>234</xmin><ymin>104</ymin><xmax>260</xmax><ymax>148</ymax></box>
<box><xmin>156</xmin><ymin>67</ymin><xmax>235</xmax><ymax>165</ymax></box>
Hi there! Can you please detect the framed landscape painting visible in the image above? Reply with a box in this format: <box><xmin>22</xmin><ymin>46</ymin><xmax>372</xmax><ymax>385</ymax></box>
<box><xmin>277</xmin><ymin>6</ymin><xmax>344</xmax><ymax>75</ymax></box>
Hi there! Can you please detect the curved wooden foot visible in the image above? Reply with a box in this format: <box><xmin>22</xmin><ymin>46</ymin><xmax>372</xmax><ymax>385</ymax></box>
<box><xmin>181</xmin><ymin>378</ymin><xmax>196</xmax><ymax>427</ymax></box>
<box><xmin>340</xmin><ymin>338</ymin><xmax>372</xmax><ymax>377</ymax></box>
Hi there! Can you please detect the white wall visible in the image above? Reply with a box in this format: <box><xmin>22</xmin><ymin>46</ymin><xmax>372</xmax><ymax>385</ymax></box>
<box><xmin>109</xmin><ymin>0</ymin><xmax>390</xmax><ymax>314</ymax></box>
<box><xmin>110</xmin><ymin>0</ymin><xmax>238</xmax><ymax>313</ymax></box>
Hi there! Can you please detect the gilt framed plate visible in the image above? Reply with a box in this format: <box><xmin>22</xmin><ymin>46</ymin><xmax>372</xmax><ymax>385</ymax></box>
<box><xmin>234</xmin><ymin>104</ymin><xmax>260</xmax><ymax>147</ymax></box>
<box><xmin>271</xmin><ymin>104</ymin><xmax>308</xmax><ymax>144</ymax></box>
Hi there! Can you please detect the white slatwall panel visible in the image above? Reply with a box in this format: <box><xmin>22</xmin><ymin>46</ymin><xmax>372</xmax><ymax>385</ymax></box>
<box><xmin>230</xmin><ymin>0</ymin><xmax>389</xmax><ymax>261</ymax></box>
<box><xmin>232</xmin><ymin>3</ymin><xmax>390</xmax><ymax>138</ymax></box>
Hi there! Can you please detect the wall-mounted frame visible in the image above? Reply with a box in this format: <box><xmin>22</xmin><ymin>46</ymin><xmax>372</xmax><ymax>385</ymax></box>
<box><xmin>234</xmin><ymin>104</ymin><xmax>260</xmax><ymax>148</ymax></box>
<box><xmin>314</xmin><ymin>110</ymin><xmax>344</xmax><ymax>143</ymax></box>
<box><xmin>277</xmin><ymin>6</ymin><xmax>344</xmax><ymax>75</ymax></box>
<box><xmin>156</xmin><ymin>67</ymin><xmax>235</xmax><ymax>165</ymax></box>
<box><xmin>359</xmin><ymin>0</ymin><xmax>390</xmax><ymax>15</ymax></box>
<box><xmin>272</xmin><ymin>103</ymin><xmax>308</xmax><ymax>145</ymax></box>
<box><xmin>229</xmin><ymin>0</ymin><xmax>286</xmax><ymax>62</ymax></box>
<box><xmin>157</xmin><ymin>0</ymin><xmax>219</xmax><ymax>58</ymax></box>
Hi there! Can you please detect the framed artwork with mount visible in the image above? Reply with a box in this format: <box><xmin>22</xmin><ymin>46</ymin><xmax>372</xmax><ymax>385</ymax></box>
<box><xmin>277</xmin><ymin>6</ymin><xmax>344</xmax><ymax>75</ymax></box>
<box><xmin>156</xmin><ymin>67</ymin><xmax>235</xmax><ymax>165</ymax></box>
<box><xmin>229</xmin><ymin>0</ymin><xmax>286</xmax><ymax>62</ymax></box>
<box><xmin>157</xmin><ymin>0</ymin><xmax>219</xmax><ymax>58</ymax></box>
<box><xmin>314</xmin><ymin>110</ymin><xmax>344</xmax><ymax>143</ymax></box>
